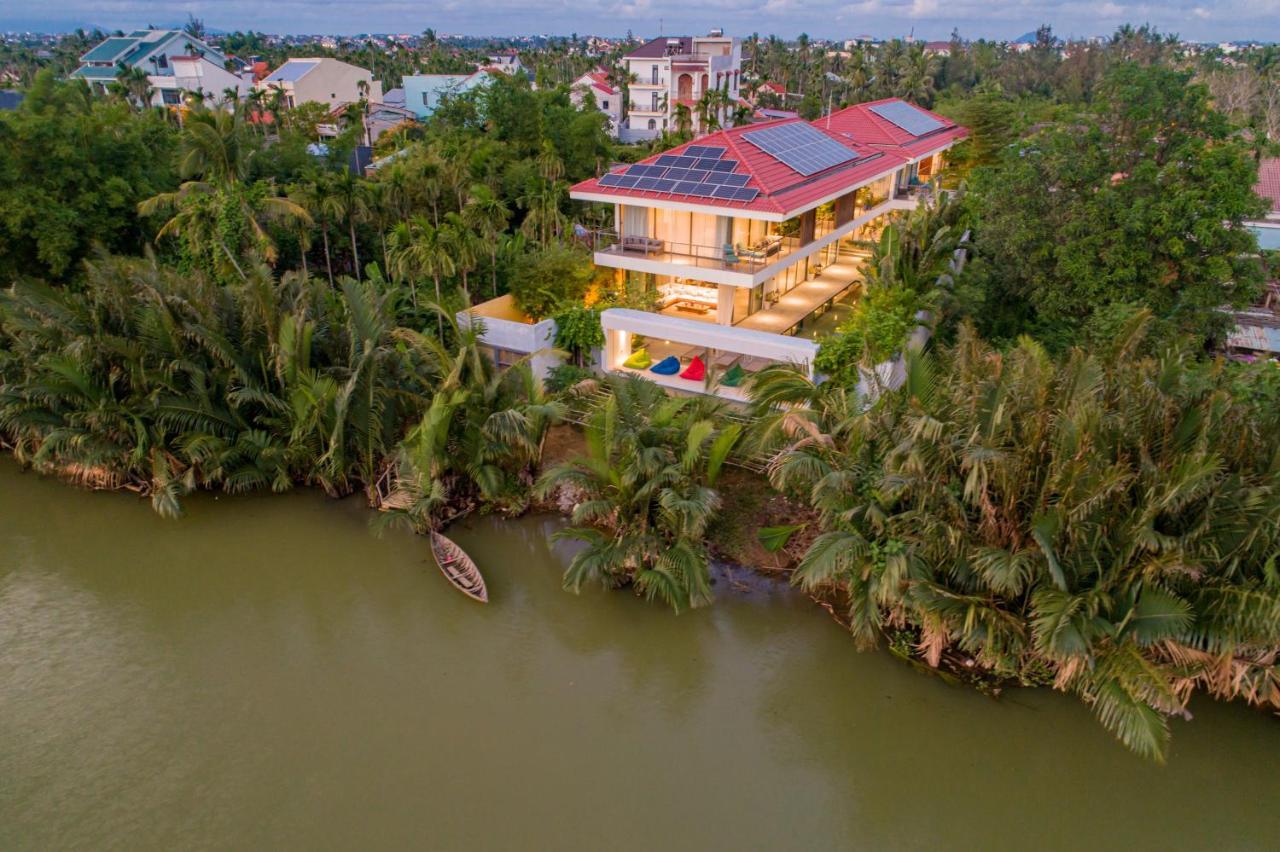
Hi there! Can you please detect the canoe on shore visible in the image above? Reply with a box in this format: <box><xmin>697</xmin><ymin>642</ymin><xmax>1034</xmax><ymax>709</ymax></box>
<box><xmin>430</xmin><ymin>531</ymin><xmax>488</xmax><ymax>603</ymax></box>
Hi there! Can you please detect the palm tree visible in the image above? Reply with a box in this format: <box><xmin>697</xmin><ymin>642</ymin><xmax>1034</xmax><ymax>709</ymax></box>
<box><xmin>749</xmin><ymin>317</ymin><xmax>1280</xmax><ymax>761</ymax></box>
<box><xmin>380</xmin><ymin>308</ymin><xmax>564</xmax><ymax>521</ymax></box>
<box><xmin>441</xmin><ymin>212</ymin><xmax>479</xmax><ymax>304</ymax></box>
<box><xmin>388</xmin><ymin>215</ymin><xmax>455</xmax><ymax>332</ymax></box>
<box><xmin>535</xmin><ymin>375</ymin><xmax>741</xmax><ymax>612</ymax></box>
<box><xmin>463</xmin><ymin>184</ymin><xmax>510</xmax><ymax>297</ymax></box>
<box><xmin>139</xmin><ymin>112</ymin><xmax>309</xmax><ymax>281</ymax></box>
<box><xmin>114</xmin><ymin>65</ymin><xmax>152</xmax><ymax>109</ymax></box>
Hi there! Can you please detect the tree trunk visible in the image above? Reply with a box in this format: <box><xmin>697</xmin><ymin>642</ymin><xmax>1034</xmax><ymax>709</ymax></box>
<box><xmin>433</xmin><ymin>273</ymin><xmax>444</xmax><ymax>336</ymax></box>
<box><xmin>490</xmin><ymin>247</ymin><xmax>498</xmax><ymax>297</ymax></box>
<box><xmin>349</xmin><ymin>220</ymin><xmax>361</xmax><ymax>281</ymax></box>
<box><xmin>322</xmin><ymin>226</ymin><xmax>334</xmax><ymax>287</ymax></box>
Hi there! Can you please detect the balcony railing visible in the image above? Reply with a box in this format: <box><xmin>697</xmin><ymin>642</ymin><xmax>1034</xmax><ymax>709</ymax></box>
<box><xmin>589</xmin><ymin>230</ymin><xmax>777</xmax><ymax>274</ymax></box>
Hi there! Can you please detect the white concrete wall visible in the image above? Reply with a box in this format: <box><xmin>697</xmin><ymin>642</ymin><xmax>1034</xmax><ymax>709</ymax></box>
<box><xmin>457</xmin><ymin>306</ymin><xmax>562</xmax><ymax>381</ymax></box>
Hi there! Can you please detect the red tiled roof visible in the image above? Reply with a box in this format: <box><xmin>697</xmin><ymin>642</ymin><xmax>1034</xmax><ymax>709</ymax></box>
<box><xmin>1257</xmin><ymin>158</ymin><xmax>1280</xmax><ymax>214</ymax></box>
<box><xmin>571</xmin><ymin>98</ymin><xmax>967</xmax><ymax>218</ymax></box>
<box><xmin>584</xmin><ymin>70</ymin><xmax>619</xmax><ymax>96</ymax></box>
<box><xmin>759</xmin><ymin>81</ymin><xmax>786</xmax><ymax>94</ymax></box>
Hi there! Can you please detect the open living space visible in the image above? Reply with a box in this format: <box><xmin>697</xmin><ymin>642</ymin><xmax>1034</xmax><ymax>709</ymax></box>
<box><xmin>464</xmin><ymin>97</ymin><xmax>967</xmax><ymax>399</ymax></box>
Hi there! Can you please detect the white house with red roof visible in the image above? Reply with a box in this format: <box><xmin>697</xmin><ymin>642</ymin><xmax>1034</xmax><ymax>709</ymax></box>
<box><xmin>570</xmin><ymin>69</ymin><xmax>622</xmax><ymax>137</ymax></box>
<box><xmin>556</xmin><ymin>98</ymin><xmax>967</xmax><ymax>397</ymax></box>
<box><xmin>621</xmin><ymin>30</ymin><xmax>743</xmax><ymax>142</ymax></box>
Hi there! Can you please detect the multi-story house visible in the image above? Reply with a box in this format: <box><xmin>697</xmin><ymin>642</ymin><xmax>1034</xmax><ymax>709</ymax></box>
<box><xmin>570</xmin><ymin>69</ymin><xmax>622</xmax><ymax>137</ymax></box>
<box><xmin>620</xmin><ymin>30</ymin><xmax>742</xmax><ymax>142</ymax></box>
<box><xmin>72</xmin><ymin>29</ymin><xmax>248</xmax><ymax>107</ymax></box>
<box><xmin>463</xmin><ymin>98</ymin><xmax>966</xmax><ymax>400</ymax></box>
<box><xmin>258</xmin><ymin>58</ymin><xmax>382</xmax><ymax>110</ymax></box>
<box><xmin>566</xmin><ymin>98</ymin><xmax>966</xmax><ymax>397</ymax></box>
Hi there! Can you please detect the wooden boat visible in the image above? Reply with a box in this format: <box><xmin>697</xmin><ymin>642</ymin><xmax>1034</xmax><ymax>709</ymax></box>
<box><xmin>430</xmin><ymin>531</ymin><xmax>488</xmax><ymax>603</ymax></box>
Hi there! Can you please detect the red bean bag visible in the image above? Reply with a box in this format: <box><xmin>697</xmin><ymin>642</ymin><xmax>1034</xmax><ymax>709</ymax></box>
<box><xmin>679</xmin><ymin>356</ymin><xmax>705</xmax><ymax>381</ymax></box>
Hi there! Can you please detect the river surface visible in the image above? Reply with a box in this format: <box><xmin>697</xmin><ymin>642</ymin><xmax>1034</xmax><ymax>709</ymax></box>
<box><xmin>1</xmin><ymin>459</ymin><xmax>1278</xmax><ymax>851</ymax></box>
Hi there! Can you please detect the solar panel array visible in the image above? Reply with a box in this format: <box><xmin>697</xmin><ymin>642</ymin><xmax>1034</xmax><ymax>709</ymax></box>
<box><xmin>867</xmin><ymin>101</ymin><xmax>946</xmax><ymax>137</ymax></box>
<box><xmin>741</xmin><ymin>123</ymin><xmax>859</xmax><ymax>176</ymax></box>
<box><xmin>596</xmin><ymin>144</ymin><xmax>759</xmax><ymax>203</ymax></box>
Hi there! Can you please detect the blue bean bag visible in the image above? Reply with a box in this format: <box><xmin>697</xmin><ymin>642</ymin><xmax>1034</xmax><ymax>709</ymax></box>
<box><xmin>649</xmin><ymin>355</ymin><xmax>680</xmax><ymax>375</ymax></box>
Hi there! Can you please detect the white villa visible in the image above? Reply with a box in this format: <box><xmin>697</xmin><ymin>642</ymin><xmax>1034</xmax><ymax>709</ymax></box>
<box><xmin>463</xmin><ymin>98</ymin><xmax>967</xmax><ymax>400</ymax></box>
<box><xmin>72</xmin><ymin>29</ymin><xmax>251</xmax><ymax>107</ymax></box>
<box><xmin>620</xmin><ymin>30</ymin><xmax>743</xmax><ymax>142</ymax></box>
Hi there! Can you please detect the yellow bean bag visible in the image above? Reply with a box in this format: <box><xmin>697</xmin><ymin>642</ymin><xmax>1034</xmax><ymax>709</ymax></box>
<box><xmin>622</xmin><ymin>348</ymin><xmax>651</xmax><ymax>369</ymax></box>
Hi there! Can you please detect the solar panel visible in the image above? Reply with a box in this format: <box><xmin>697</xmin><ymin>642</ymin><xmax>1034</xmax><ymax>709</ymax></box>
<box><xmin>868</xmin><ymin>101</ymin><xmax>946</xmax><ymax>137</ymax></box>
<box><xmin>685</xmin><ymin>145</ymin><xmax>727</xmax><ymax>159</ymax></box>
<box><xmin>596</xmin><ymin>155</ymin><xmax>754</xmax><ymax>202</ymax></box>
<box><xmin>741</xmin><ymin>123</ymin><xmax>858</xmax><ymax>176</ymax></box>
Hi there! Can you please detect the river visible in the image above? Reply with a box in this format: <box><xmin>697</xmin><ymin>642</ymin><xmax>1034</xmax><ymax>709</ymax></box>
<box><xmin>1</xmin><ymin>459</ymin><xmax>1277</xmax><ymax>850</ymax></box>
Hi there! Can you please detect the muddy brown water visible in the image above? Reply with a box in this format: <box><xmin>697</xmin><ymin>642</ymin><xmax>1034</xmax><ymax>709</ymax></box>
<box><xmin>1</xmin><ymin>459</ymin><xmax>1277</xmax><ymax>850</ymax></box>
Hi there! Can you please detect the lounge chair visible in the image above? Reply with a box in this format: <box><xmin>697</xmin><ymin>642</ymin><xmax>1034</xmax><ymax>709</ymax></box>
<box><xmin>622</xmin><ymin>348</ymin><xmax>651</xmax><ymax>369</ymax></box>
<box><xmin>649</xmin><ymin>356</ymin><xmax>680</xmax><ymax>376</ymax></box>
<box><xmin>722</xmin><ymin>243</ymin><xmax>740</xmax><ymax>264</ymax></box>
<box><xmin>679</xmin><ymin>356</ymin><xmax>705</xmax><ymax>381</ymax></box>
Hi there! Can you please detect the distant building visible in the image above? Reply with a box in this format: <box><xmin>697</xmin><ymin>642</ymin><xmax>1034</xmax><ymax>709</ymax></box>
<box><xmin>258</xmin><ymin>58</ymin><xmax>382</xmax><ymax>110</ymax></box>
<box><xmin>485</xmin><ymin>50</ymin><xmax>526</xmax><ymax>75</ymax></box>
<box><xmin>0</xmin><ymin>90</ymin><xmax>24</xmax><ymax>111</ymax></box>
<box><xmin>71</xmin><ymin>29</ymin><xmax>248</xmax><ymax>107</ymax></box>
<box><xmin>923</xmin><ymin>41</ymin><xmax>953</xmax><ymax>56</ymax></box>
<box><xmin>570</xmin><ymin>69</ymin><xmax>622</xmax><ymax>137</ymax></box>
<box><xmin>621</xmin><ymin>30</ymin><xmax>743</xmax><ymax>143</ymax></box>
<box><xmin>402</xmin><ymin>70</ymin><xmax>497</xmax><ymax>119</ymax></box>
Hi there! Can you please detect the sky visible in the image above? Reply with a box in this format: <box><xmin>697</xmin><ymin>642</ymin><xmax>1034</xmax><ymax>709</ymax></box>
<box><xmin>2</xmin><ymin>0</ymin><xmax>1279</xmax><ymax>43</ymax></box>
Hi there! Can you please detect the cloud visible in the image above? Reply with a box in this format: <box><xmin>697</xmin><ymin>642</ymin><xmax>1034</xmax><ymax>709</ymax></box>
<box><xmin>4</xmin><ymin>0</ymin><xmax>1278</xmax><ymax>41</ymax></box>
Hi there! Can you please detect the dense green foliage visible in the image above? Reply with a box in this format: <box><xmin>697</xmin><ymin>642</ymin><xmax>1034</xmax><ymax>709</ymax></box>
<box><xmin>0</xmin><ymin>72</ymin><xmax>177</xmax><ymax>280</ymax></box>
<box><xmin>536</xmin><ymin>376</ymin><xmax>741</xmax><ymax>612</ymax></box>
<box><xmin>752</xmin><ymin>318</ymin><xmax>1280</xmax><ymax>760</ymax></box>
<box><xmin>960</xmin><ymin>65</ymin><xmax>1267</xmax><ymax>349</ymax></box>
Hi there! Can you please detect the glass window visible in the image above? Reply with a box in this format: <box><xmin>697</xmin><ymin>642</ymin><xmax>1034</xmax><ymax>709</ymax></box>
<box><xmin>156</xmin><ymin>54</ymin><xmax>168</xmax><ymax>69</ymax></box>
<box><xmin>647</xmin><ymin>119</ymin><xmax>655</xmax><ymax>130</ymax></box>
<box><xmin>650</xmin><ymin>65</ymin><xmax>658</xmax><ymax>84</ymax></box>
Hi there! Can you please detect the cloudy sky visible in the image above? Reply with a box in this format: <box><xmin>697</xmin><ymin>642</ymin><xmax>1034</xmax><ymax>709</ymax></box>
<box><xmin>3</xmin><ymin>0</ymin><xmax>1278</xmax><ymax>42</ymax></box>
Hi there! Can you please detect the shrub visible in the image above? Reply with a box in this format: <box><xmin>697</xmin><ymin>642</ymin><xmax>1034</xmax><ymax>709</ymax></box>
<box><xmin>815</xmin><ymin>286</ymin><xmax>922</xmax><ymax>387</ymax></box>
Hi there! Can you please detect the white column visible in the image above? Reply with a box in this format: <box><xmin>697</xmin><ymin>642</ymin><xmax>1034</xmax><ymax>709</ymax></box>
<box><xmin>716</xmin><ymin>285</ymin><xmax>734</xmax><ymax>326</ymax></box>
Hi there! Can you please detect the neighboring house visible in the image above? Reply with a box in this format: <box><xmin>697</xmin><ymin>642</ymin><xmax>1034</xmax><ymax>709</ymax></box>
<box><xmin>562</xmin><ymin>98</ymin><xmax>967</xmax><ymax>397</ymax></box>
<box><xmin>0</xmin><ymin>90</ymin><xmax>24</xmax><ymax>111</ymax></box>
<box><xmin>1226</xmin><ymin>158</ymin><xmax>1280</xmax><ymax>356</ymax></box>
<box><xmin>71</xmin><ymin>29</ymin><xmax>246</xmax><ymax>107</ymax></box>
<box><xmin>570</xmin><ymin>69</ymin><xmax>622</xmax><ymax>137</ymax></box>
<box><xmin>258</xmin><ymin>58</ymin><xmax>382</xmax><ymax>110</ymax></box>
<box><xmin>485</xmin><ymin>51</ymin><xmax>525</xmax><ymax>76</ymax></box>
<box><xmin>402</xmin><ymin>70</ymin><xmax>496</xmax><ymax>119</ymax></box>
<box><xmin>620</xmin><ymin>30</ymin><xmax>743</xmax><ymax>142</ymax></box>
<box><xmin>382</xmin><ymin>87</ymin><xmax>406</xmax><ymax>108</ymax></box>
<box><xmin>318</xmin><ymin>100</ymin><xmax>417</xmax><ymax>144</ymax></box>
<box><xmin>923</xmin><ymin>41</ymin><xmax>954</xmax><ymax>56</ymax></box>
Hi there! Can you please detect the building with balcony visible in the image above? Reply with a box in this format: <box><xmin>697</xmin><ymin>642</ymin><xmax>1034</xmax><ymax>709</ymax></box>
<box><xmin>620</xmin><ymin>30</ymin><xmax>742</xmax><ymax>143</ymax></box>
<box><xmin>566</xmin><ymin>98</ymin><xmax>967</xmax><ymax>397</ymax></box>
<box><xmin>71</xmin><ymin>29</ymin><xmax>249</xmax><ymax>107</ymax></box>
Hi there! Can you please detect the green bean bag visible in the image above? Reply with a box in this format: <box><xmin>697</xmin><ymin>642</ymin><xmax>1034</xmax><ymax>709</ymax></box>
<box><xmin>622</xmin><ymin>348</ymin><xmax>651</xmax><ymax>369</ymax></box>
<box><xmin>720</xmin><ymin>363</ymin><xmax>747</xmax><ymax>387</ymax></box>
